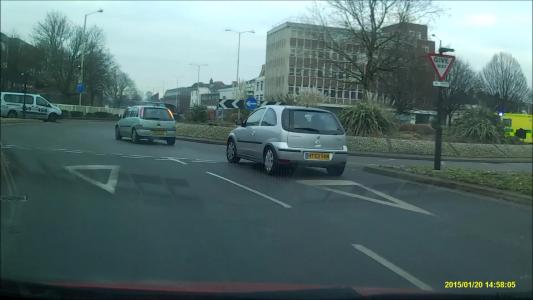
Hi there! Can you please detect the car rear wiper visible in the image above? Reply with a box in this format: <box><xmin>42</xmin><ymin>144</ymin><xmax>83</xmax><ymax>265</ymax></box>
<box><xmin>293</xmin><ymin>127</ymin><xmax>320</xmax><ymax>132</ymax></box>
<box><xmin>143</xmin><ymin>117</ymin><xmax>161</xmax><ymax>120</ymax></box>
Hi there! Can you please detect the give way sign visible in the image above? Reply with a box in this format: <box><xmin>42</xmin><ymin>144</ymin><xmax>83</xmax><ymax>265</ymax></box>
<box><xmin>427</xmin><ymin>53</ymin><xmax>455</xmax><ymax>81</ymax></box>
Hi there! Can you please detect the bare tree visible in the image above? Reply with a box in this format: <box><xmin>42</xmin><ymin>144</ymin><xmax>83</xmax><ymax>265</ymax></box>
<box><xmin>442</xmin><ymin>58</ymin><xmax>477</xmax><ymax>125</ymax></box>
<box><xmin>32</xmin><ymin>11</ymin><xmax>75</xmax><ymax>96</ymax></box>
<box><xmin>105</xmin><ymin>64</ymin><xmax>134</xmax><ymax>107</ymax></box>
<box><xmin>312</xmin><ymin>0</ymin><xmax>441</xmax><ymax>92</ymax></box>
<box><xmin>480</xmin><ymin>52</ymin><xmax>530</xmax><ymax>112</ymax></box>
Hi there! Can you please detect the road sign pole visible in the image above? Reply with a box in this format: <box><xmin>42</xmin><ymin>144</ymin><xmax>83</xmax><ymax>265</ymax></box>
<box><xmin>427</xmin><ymin>50</ymin><xmax>455</xmax><ymax>171</ymax></box>
<box><xmin>434</xmin><ymin>86</ymin><xmax>443</xmax><ymax>170</ymax></box>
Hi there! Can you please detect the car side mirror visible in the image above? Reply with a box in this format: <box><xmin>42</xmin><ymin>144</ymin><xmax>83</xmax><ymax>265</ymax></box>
<box><xmin>240</xmin><ymin>119</ymin><xmax>247</xmax><ymax>127</ymax></box>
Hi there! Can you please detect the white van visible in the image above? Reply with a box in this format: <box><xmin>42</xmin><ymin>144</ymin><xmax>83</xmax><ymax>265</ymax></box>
<box><xmin>0</xmin><ymin>92</ymin><xmax>62</xmax><ymax>122</ymax></box>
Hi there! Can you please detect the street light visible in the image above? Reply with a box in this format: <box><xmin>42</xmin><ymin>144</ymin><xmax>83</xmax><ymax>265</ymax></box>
<box><xmin>189</xmin><ymin>63</ymin><xmax>208</xmax><ymax>106</ymax></box>
<box><xmin>78</xmin><ymin>8</ymin><xmax>103</xmax><ymax>106</ymax></box>
<box><xmin>431</xmin><ymin>33</ymin><xmax>454</xmax><ymax>54</ymax></box>
<box><xmin>225</xmin><ymin>28</ymin><xmax>254</xmax><ymax>120</ymax></box>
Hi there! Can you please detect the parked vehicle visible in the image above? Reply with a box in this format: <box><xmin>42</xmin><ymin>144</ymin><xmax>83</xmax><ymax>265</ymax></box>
<box><xmin>226</xmin><ymin>105</ymin><xmax>348</xmax><ymax>176</ymax></box>
<box><xmin>115</xmin><ymin>105</ymin><xmax>176</xmax><ymax>145</ymax></box>
<box><xmin>0</xmin><ymin>92</ymin><xmax>62</xmax><ymax>122</ymax></box>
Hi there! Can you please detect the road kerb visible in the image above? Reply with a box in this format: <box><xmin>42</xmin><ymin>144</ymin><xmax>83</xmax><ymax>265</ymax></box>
<box><xmin>363</xmin><ymin>166</ymin><xmax>532</xmax><ymax>206</ymax></box>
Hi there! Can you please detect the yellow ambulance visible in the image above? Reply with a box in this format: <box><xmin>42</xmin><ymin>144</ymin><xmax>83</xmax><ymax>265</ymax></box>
<box><xmin>501</xmin><ymin>113</ymin><xmax>533</xmax><ymax>143</ymax></box>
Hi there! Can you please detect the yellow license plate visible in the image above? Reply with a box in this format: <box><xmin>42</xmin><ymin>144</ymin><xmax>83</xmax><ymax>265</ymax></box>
<box><xmin>305</xmin><ymin>152</ymin><xmax>330</xmax><ymax>160</ymax></box>
<box><xmin>152</xmin><ymin>130</ymin><xmax>165</xmax><ymax>136</ymax></box>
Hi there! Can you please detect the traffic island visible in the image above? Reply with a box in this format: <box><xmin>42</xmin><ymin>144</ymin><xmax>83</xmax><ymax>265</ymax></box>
<box><xmin>363</xmin><ymin>165</ymin><xmax>532</xmax><ymax>205</ymax></box>
<box><xmin>174</xmin><ymin>123</ymin><xmax>533</xmax><ymax>162</ymax></box>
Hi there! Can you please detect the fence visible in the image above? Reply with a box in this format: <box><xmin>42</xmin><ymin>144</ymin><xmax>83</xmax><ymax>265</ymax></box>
<box><xmin>55</xmin><ymin>104</ymin><xmax>125</xmax><ymax>116</ymax></box>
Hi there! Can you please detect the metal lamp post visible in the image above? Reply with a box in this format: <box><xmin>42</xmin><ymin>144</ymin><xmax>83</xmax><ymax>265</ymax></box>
<box><xmin>78</xmin><ymin>8</ymin><xmax>103</xmax><ymax>106</ymax></box>
<box><xmin>189</xmin><ymin>63</ymin><xmax>207</xmax><ymax>107</ymax></box>
<box><xmin>225</xmin><ymin>28</ymin><xmax>254</xmax><ymax>121</ymax></box>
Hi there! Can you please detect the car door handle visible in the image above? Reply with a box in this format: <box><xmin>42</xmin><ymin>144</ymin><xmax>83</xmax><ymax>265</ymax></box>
<box><xmin>251</xmin><ymin>130</ymin><xmax>256</xmax><ymax>136</ymax></box>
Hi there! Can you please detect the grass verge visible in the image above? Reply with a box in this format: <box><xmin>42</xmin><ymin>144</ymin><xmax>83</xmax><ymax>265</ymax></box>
<box><xmin>386</xmin><ymin>166</ymin><xmax>532</xmax><ymax>196</ymax></box>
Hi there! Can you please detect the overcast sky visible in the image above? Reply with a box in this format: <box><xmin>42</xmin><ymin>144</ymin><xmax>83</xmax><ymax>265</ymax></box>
<box><xmin>1</xmin><ymin>1</ymin><xmax>531</xmax><ymax>96</ymax></box>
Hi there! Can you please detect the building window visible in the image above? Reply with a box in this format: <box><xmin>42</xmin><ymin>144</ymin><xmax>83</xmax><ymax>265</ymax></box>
<box><xmin>289</xmin><ymin>86</ymin><xmax>294</xmax><ymax>94</ymax></box>
<box><xmin>423</xmin><ymin>46</ymin><xmax>429</xmax><ymax>53</ymax></box>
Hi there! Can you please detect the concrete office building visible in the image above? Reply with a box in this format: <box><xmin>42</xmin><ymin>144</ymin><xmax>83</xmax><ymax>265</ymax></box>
<box><xmin>264</xmin><ymin>21</ymin><xmax>436</xmax><ymax>108</ymax></box>
<box><xmin>264</xmin><ymin>22</ymin><xmax>363</xmax><ymax>106</ymax></box>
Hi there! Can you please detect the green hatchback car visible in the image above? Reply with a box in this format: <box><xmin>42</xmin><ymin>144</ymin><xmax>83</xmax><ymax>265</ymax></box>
<box><xmin>115</xmin><ymin>105</ymin><xmax>176</xmax><ymax>145</ymax></box>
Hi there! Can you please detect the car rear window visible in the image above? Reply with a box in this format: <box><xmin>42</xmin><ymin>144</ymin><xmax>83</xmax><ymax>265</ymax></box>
<box><xmin>141</xmin><ymin>107</ymin><xmax>174</xmax><ymax>121</ymax></box>
<box><xmin>282</xmin><ymin>109</ymin><xmax>344</xmax><ymax>135</ymax></box>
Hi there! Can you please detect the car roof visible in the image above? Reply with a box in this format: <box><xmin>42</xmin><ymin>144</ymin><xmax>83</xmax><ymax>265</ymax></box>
<box><xmin>130</xmin><ymin>105</ymin><xmax>167</xmax><ymax>108</ymax></box>
<box><xmin>263</xmin><ymin>105</ymin><xmax>331</xmax><ymax>113</ymax></box>
<box><xmin>1</xmin><ymin>92</ymin><xmax>39</xmax><ymax>96</ymax></box>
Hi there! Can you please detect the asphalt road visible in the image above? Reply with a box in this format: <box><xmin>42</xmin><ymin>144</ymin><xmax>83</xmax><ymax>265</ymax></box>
<box><xmin>1</xmin><ymin>120</ymin><xmax>531</xmax><ymax>295</ymax></box>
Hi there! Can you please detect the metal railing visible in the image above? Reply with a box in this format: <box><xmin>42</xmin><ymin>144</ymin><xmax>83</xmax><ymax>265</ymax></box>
<box><xmin>55</xmin><ymin>104</ymin><xmax>125</xmax><ymax>115</ymax></box>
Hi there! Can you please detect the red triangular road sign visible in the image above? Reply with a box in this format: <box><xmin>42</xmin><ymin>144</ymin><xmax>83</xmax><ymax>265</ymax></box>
<box><xmin>427</xmin><ymin>53</ymin><xmax>455</xmax><ymax>81</ymax></box>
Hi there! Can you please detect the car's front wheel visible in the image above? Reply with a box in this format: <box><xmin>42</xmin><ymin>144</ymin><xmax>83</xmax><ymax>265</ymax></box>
<box><xmin>263</xmin><ymin>146</ymin><xmax>279</xmax><ymax>176</ymax></box>
<box><xmin>7</xmin><ymin>111</ymin><xmax>17</xmax><ymax>118</ymax></box>
<box><xmin>326</xmin><ymin>163</ymin><xmax>346</xmax><ymax>176</ymax></box>
<box><xmin>226</xmin><ymin>138</ymin><xmax>240</xmax><ymax>163</ymax></box>
<box><xmin>47</xmin><ymin>113</ymin><xmax>58</xmax><ymax>122</ymax></box>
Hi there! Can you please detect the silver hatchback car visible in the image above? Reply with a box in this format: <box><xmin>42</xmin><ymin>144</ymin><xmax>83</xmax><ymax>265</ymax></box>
<box><xmin>226</xmin><ymin>105</ymin><xmax>348</xmax><ymax>176</ymax></box>
<box><xmin>115</xmin><ymin>105</ymin><xmax>176</xmax><ymax>145</ymax></box>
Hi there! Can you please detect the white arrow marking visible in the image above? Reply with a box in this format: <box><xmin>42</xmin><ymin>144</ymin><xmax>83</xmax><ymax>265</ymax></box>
<box><xmin>297</xmin><ymin>179</ymin><xmax>433</xmax><ymax>216</ymax></box>
<box><xmin>64</xmin><ymin>165</ymin><xmax>120</xmax><ymax>194</ymax></box>
<box><xmin>232</xmin><ymin>99</ymin><xmax>240</xmax><ymax>109</ymax></box>
<box><xmin>352</xmin><ymin>244</ymin><xmax>433</xmax><ymax>291</ymax></box>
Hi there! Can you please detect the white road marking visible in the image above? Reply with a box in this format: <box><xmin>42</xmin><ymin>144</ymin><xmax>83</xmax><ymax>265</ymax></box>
<box><xmin>121</xmin><ymin>154</ymin><xmax>153</xmax><ymax>159</ymax></box>
<box><xmin>64</xmin><ymin>165</ymin><xmax>120</xmax><ymax>194</ymax></box>
<box><xmin>352</xmin><ymin>244</ymin><xmax>433</xmax><ymax>291</ymax></box>
<box><xmin>50</xmin><ymin>148</ymin><xmax>69</xmax><ymax>151</ymax></box>
<box><xmin>296</xmin><ymin>180</ymin><xmax>359</xmax><ymax>186</ymax></box>
<box><xmin>191</xmin><ymin>159</ymin><xmax>218</xmax><ymax>163</ymax></box>
<box><xmin>63</xmin><ymin>150</ymin><xmax>84</xmax><ymax>154</ymax></box>
<box><xmin>298</xmin><ymin>180</ymin><xmax>433</xmax><ymax>216</ymax></box>
<box><xmin>206</xmin><ymin>172</ymin><xmax>291</xmax><ymax>208</ymax></box>
<box><xmin>160</xmin><ymin>157</ymin><xmax>187</xmax><ymax>165</ymax></box>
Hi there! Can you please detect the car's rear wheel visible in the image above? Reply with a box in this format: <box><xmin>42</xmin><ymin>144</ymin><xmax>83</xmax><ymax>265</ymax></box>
<box><xmin>226</xmin><ymin>138</ymin><xmax>240</xmax><ymax>163</ymax></box>
<box><xmin>263</xmin><ymin>146</ymin><xmax>279</xmax><ymax>176</ymax></box>
<box><xmin>7</xmin><ymin>111</ymin><xmax>17</xmax><ymax>118</ymax></box>
<box><xmin>131</xmin><ymin>129</ymin><xmax>140</xmax><ymax>143</ymax></box>
<box><xmin>166</xmin><ymin>138</ymin><xmax>176</xmax><ymax>145</ymax></box>
<box><xmin>115</xmin><ymin>126</ymin><xmax>122</xmax><ymax>140</ymax></box>
<box><xmin>326</xmin><ymin>163</ymin><xmax>346</xmax><ymax>176</ymax></box>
